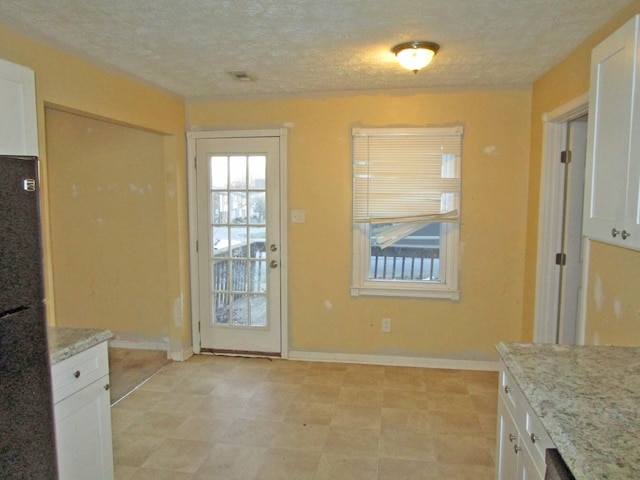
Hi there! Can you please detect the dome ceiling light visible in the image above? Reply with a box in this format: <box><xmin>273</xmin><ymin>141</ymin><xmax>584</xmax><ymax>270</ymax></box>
<box><xmin>392</xmin><ymin>41</ymin><xmax>440</xmax><ymax>74</ymax></box>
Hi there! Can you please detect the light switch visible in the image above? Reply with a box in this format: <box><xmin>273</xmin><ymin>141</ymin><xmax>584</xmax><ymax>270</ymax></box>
<box><xmin>290</xmin><ymin>209</ymin><xmax>306</xmax><ymax>224</ymax></box>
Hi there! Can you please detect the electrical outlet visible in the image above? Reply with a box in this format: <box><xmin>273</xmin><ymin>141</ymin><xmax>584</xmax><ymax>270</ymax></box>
<box><xmin>381</xmin><ymin>318</ymin><xmax>391</xmax><ymax>333</ymax></box>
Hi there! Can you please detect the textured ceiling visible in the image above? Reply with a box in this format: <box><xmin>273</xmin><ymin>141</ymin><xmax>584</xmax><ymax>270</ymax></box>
<box><xmin>0</xmin><ymin>0</ymin><xmax>634</xmax><ymax>100</ymax></box>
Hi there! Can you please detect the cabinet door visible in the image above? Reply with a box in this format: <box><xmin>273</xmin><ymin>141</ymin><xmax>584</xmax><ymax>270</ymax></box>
<box><xmin>54</xmin><ymin>377</ymin><xmax>114</xmax><ymax>480</ymax></box>
<box><xmin>0</xmin><ymin>59</ymin><xmax>38</xmax><ymax>156</ymax></box>
<box><xmin>496</xmin><ymin>399</ymin><xmax>519</xmax><ymax>480</ymax></box>
<box><xmin>518</xmin><ymin>445</ymin><xmax>543</xmax><ymax>480</ymax></box>
<box><xmin>584</xmin><ymin>16</ymin><xmax>637</xmax><ymax>245</ymax></box>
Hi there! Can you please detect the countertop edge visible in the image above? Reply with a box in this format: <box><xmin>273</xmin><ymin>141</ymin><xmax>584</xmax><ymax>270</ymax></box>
<box><xmin>48</xmin><ymin>327</ymin><xmax>112</xmax><ymax>364</ymax></box>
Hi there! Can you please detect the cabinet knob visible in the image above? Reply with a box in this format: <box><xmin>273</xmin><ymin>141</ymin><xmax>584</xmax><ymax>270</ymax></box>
<box><xmin>612</xmin><ymin>228</ymin><xmax>620</xmax><ymax>238</ymax></box>
<box><xmin>514</xmin><ymin>445</ymin><xmax>522</xmax><ymax>454</ymax></box>
<box><xmin>622</xmin><ymin>230</ymin><xmax>631</xmax><ymax>240</ymax></box>
<box><xmin>509</xmin><ymin>433</ymin><xmax>517</xmax><ymax>443</ymax></box>
<box><xmin>504</xmin><ymin>385</ymin><xmax>512</xmax><ymax>394</ymax></box>
<box><xmin>530</xmin><ymin>432</ymin><xmax>539</xmax><ymax>444</ymax></box>
<box><xmin>104</xmin><ymin>383</ymin><xmax>110</xmax><ymax>391</ymax></box>
<box><xmin>73</xmin><ymin>370</ymin><xmax>81</xmax><ymax>379</ymax></box>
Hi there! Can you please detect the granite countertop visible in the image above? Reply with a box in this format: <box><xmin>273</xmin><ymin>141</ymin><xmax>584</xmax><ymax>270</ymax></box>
<box><xmin>47</xmin><ymin>327</ymin><xmax>112</xmax><ymax>365</ymax></box>
<box><xmin>497</xmin><ymin>342</ymin><xmax>640</xmax><ymax>480</ymax></box>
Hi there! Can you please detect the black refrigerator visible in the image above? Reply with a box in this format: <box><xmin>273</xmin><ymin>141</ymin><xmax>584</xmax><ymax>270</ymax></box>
<box><xmin>0</xmin><ymin>155</ymin><xmax>58</xmax><ymax>478</ymax></box>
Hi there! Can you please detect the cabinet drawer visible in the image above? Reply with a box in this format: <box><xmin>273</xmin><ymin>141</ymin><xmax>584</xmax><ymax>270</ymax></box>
<box><xmin>51</xmin><ymin>342</ymin><xmax>109</xmax><ymax>404</ymax></box>
<box><xmin>524</xmin><ymin>405</ymin><xmax>554</xmax><ymax>476</ymax></box>
<box><xmin>499</xmin><ymin>364</ymin><xmax>527</xmax><ymax>420</ymax></box>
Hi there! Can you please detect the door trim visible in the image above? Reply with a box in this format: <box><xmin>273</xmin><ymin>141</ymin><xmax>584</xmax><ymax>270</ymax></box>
<box><xmin>187</xmin><ymin>128</ymin><xmax>289</xmax><ymax>358</ymax></box>
<box><xmin>534</xmin><ymin>93</ymin><xmax>588</xmax><ymax>344</ymax></box>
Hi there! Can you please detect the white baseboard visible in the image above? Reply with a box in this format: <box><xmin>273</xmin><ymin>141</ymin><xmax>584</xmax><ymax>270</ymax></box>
<box><xmin>170</xmin><ymin>346</ymin><xmax>194</xmax><ymax>362</ymax></box>
<box><xmin>287</xmin><ymin>350</ymin><xmax>498</xmax><ymax>371</ymax></box>
<box><xmin>108</xmin><ymin>333</ymin><xmax>169</xmax><ymax>351</ymax></box>
<box><xmin>107</xmin><ymin>333</ymin><xmax>194</xmax><ymax>362</ymax></box>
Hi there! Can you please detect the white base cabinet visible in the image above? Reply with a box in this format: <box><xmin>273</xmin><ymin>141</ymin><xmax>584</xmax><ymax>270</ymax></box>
<box><xmin>51</xmin><ymin>341</ymin><xmax>114</xmax><ymax>480</ymax></box>
<box><xmin>495</xmin><ymin>360</ymin><xmax>555</xmax><ymax>480</ymax></box>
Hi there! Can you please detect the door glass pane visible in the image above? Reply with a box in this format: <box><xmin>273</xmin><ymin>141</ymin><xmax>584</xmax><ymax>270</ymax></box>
<box><xmin>212</xmin><ymin>259</ymin><xmax>228</xmax><ymax>290</ymax></box>
<box><xmin>212</xmin><ymin>227</ymin><xmax>230</xmax><ymax>255</ymax></box>
<box><xmin>248</xmin><ymin>155</ymin><xmax>266</xmax><ymax>189</ymax></box>
<box><xmin>211</xmin><ymin>192</ymin><xmax>228</xmax><ymax>224</ymax></box>
<box><xmin>250</xmin><ymin>294</ymin><xmax>267</xmax><ymax>326</ymax></box>
<box><xmin>210</xmin><ymin>156</ymin><xmax>228</xmax><ymax>189</ymax></box>
<box><xmin>213</xmin><ymin>291</ymin><xmax>229</xmax><ymax>324</ymax></box>
<box><xmin>250</xmin><ymin>260</ymin><xmax>267</xmax><ymax>293</ymax></box>
<box><xmin>229</xmin><ymin>192</ymin><xmax>247</xmax><ymax>224</ymax></box>
<box><xmin>249</xmin><ymin>228</ymin><xmax>267</xmax><ymax>294</ymax></box>
<box><xmin>249</xmin><ymin>227</ymin><xmax>266</xmax><ymax>259</ymax></box>
<box><xmin>232</xmin><ymin>295</ymin><xmax>249</xmax><ymax>325</ymax></box>
<box><xmin>229</xmin><ymin>156</ymin><xmax>247</xmax><ymax>189</ymax></box>
<box><xmin>230</xmin><ymin>226</ymin><xmax>248</xmax><ymax>258</ymax></box>
<box><xmin>248</xmin><ymin>192</ymin><xmax>266</xmax><ymax>224</ymax></box>
<box><xmin>231</xmin><ymin>259</ymin><xmax>247</xmax><ymax>293</ymax></box>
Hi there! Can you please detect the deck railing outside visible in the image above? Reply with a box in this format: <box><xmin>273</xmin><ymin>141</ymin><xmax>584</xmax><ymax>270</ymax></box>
<box><xmin>370</xmin><ymin>245</ymin><xmax>440</xmax><ymax>281</ymax></box>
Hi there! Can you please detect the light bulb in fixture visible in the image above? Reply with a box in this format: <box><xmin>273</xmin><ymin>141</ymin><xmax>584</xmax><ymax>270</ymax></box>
<box><xmin>392</xmin><ymin>41</ymin><xmax>440</xmax><ymax>73</ymax></box>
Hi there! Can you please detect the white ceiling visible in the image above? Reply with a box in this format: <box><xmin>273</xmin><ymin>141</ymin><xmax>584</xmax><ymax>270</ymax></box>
<box><xmin>0</xmin><ymin>0</ymin><xmax>633</xmax><ymax>100</ymax></box>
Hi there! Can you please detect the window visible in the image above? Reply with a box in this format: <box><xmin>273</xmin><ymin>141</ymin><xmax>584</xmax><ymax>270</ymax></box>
<box><xmin>351</xmin><ymin>126</ymin><xmax>463</xmax><ymax>300</ymax></box>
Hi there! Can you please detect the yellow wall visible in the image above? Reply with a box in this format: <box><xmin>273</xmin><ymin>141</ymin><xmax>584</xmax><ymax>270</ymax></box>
<box><xmin>0</xmin><ymin>23</ymin><xmax>192</xmax><ymax>357</ymax></box>
<box><xmin>189</xmin><ymin>90</ymin><xmax>532</xmax><ymax>361</ymax></box>
<box><xmin>585</xmin><ymin>241</ymin><xmax>640</xmax><ymax>345</ymax></box>
<box><xmin>524</xmin><ymin>1</ymin><xmax>640</xmax><ymax>344</ymax></box>
<box><xmin>45</xmin><ymin>109</ymin><xmax>169</xmax><ymax>341</ymax></box>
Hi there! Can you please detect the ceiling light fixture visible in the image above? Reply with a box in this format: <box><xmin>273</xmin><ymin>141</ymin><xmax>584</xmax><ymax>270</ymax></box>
<box><xmin>392</xmin><ymin>41</ymin><xmax>440</xmax><ymax>73</ymax></box>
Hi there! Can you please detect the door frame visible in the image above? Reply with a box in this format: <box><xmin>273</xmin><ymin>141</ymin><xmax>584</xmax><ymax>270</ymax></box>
<box><xmin>534</xmin><ymin>93</ymin><xmax>588</xmax><ymax>344</ymax></box>
<box><xmin>187</xmin><ymin>128</ymin><xmax>289</xmax><ymax>358</ymax></box>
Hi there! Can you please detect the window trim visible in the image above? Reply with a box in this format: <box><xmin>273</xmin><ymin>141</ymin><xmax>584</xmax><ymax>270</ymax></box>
<box><xmin>350</xmin><ymin>126</ymin><xmax>462</xmax><ymax>300</ymax></box>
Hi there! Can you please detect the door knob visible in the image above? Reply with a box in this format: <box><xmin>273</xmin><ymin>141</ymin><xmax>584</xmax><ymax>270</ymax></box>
<box><xmin>270</xmin><ymin>260</ymin><xmax>278</xmax><ymax>268</ymax></box>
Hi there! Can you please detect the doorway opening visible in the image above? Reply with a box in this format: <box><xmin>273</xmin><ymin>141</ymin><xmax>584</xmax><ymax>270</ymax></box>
<box><xmin>187</xmin><ymin>129</ymin><xmax>288</xmax><ymax>358</ymax></box>
<box><xmin>534</xmin><ymin>94</ymin><xmax>589</xmax><ymax>344</ymax></box>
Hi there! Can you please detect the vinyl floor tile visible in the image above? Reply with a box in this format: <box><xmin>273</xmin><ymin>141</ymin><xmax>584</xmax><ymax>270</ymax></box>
<box><xmin>112</xmin><ymin>354</ymin><xmax>498</xmax><ymax>479</ymax></box>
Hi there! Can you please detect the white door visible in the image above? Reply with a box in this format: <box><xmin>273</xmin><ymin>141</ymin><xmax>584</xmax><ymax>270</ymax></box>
<box><xmin>557</xmin><ymin>117</ymin><xmax>587</xmax><ymax>344</ymax></box>
<box><xmin>195</xmin><ymin>135</ymin><xmax>282</xmax><ymax>355</ymax></box>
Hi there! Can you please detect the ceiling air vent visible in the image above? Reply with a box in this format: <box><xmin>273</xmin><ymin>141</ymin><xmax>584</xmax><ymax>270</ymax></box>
<box><xmin>229</xmin><ymin>71</ymin><xmax>254</xmax><ymax>82</ymax></box>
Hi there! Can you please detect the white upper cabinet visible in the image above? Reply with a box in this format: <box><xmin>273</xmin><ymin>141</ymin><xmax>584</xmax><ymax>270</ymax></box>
<box><xmin>584</xmin><ymin>15</ymin><xmax>640</xmax><ymax>250</ymax></box>
<box><xmin>0</xmin><ymin>58</ymin><xmax>38</xmax><ymax>156</ymax></box>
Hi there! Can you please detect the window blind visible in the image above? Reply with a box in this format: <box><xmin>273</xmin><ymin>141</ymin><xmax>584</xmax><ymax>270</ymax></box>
<box><xmin>352</xmin><ymin>126</ymin><xmax>463</xmax><ymax>248</ymax></box>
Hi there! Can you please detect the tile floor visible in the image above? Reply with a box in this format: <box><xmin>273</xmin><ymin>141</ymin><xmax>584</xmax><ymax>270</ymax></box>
<box><xmin>109</xmin><ymin>347</ymin><xmax>170</xmax><ymax>404</ymax></box>
<box><xmin>112</xmin><ymin>355</ymin><xmax>498</xmax><ymax>479</ymax></box>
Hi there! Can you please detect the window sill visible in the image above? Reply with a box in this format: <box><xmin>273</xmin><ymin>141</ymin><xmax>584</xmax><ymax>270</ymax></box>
<box><xmin>350</xmin><ymin>284</ymin><xmax>460</xmax><ymax>301</ymax></box>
